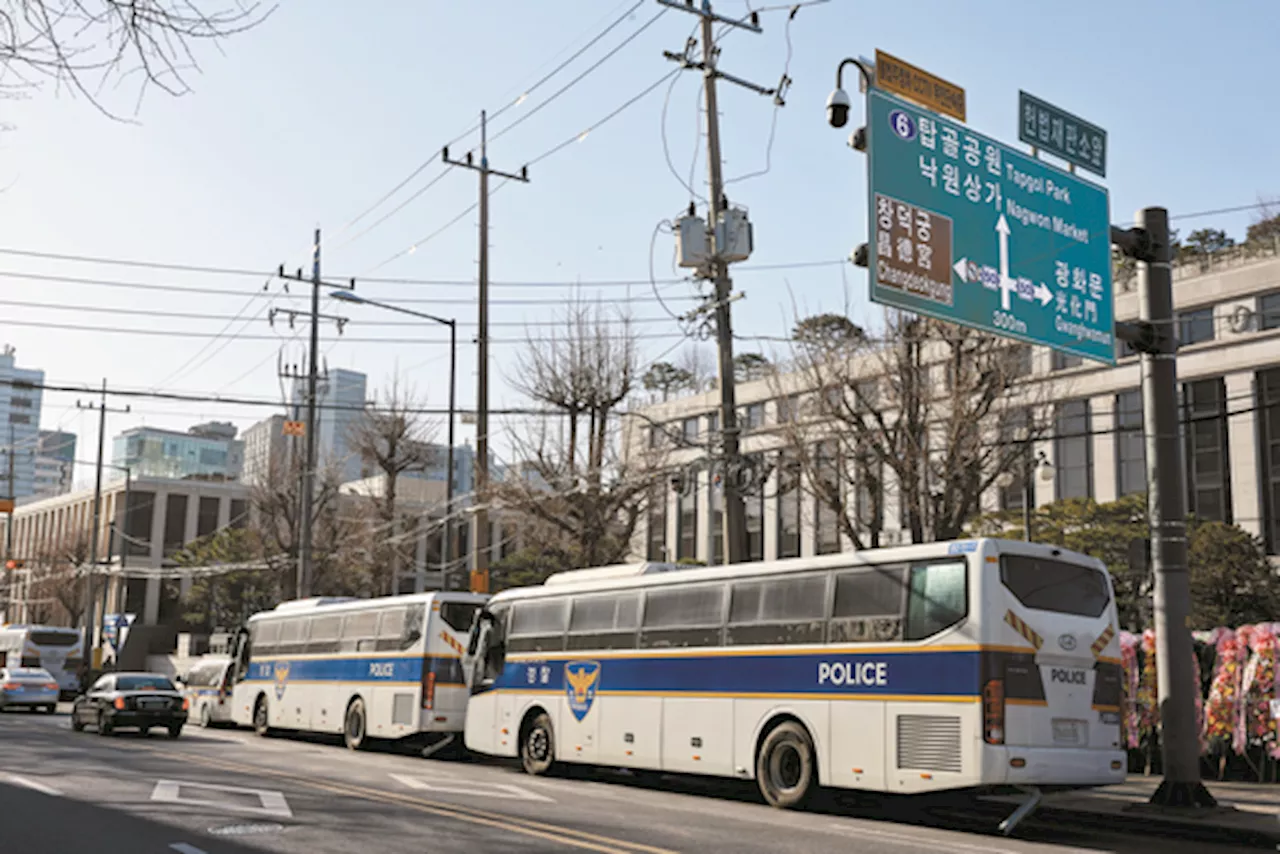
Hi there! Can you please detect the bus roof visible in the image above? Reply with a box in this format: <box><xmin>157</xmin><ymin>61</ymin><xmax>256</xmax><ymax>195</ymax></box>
<box><xmin>489</xmin><ymin>539</ymin><xmax>1106</xmax><ymax>604</ymax></box>
<box><xmin>248</xmin><ymin>590</ymin><xmax>488</xmax><ymax>622</ymax></box>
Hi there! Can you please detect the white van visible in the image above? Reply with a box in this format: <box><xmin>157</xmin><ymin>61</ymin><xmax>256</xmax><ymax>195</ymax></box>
<box><xmin>184</xmin><ymin>656</ymin><xmax>235</xmax><ymax>727</ymax></box>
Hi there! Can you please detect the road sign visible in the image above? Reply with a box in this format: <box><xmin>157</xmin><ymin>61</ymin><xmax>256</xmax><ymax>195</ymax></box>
<box><xmin>281</xmin><ymin>420</ymin><xmax>305</xmax><ymax>437</ymax></box>
<box><xmin>866</xmin><ymin>88</ymin><xmax>1114</xmax><ymax>364</ymax></box>
<box><xmin>1018</xmin><ymin>90</ymin><xmax>1107</xmax><ymax>177</ymax></box>
<box><xmin>874</xmin><ymin>49</ymin><xmax>965</xmax><ymax>122</ymax></box>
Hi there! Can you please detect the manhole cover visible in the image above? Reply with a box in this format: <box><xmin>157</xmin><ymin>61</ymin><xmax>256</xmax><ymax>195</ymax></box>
<box><xmin>207</xmin><ymin>823</ymin><xmax>286</xmax><ymax>837</ymax></box>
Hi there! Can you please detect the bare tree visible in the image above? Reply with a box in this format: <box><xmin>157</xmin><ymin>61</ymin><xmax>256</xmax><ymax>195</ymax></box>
<box><xmin>0</xmin><ymin>1</ymin><xmax>270</xmax><ymax>118</ymax></box>
<box><xmin>775</xmin><ymin>311</ymin><xmax>1048</xmax><ymax>549</ymax></box>
<box><xmin>347</xmin><ymin>379</ymin><xmax>437</xmax><ymax>595</ymax></box>
<box><xmin>495</xmin><ymin>300</ymin><xmax>664</xmax><ymax>572</ymax></box>
<box><xmin>25</xmin><ymin>527</ymin><xmax>91</xmax><ymax>626</ymax></box>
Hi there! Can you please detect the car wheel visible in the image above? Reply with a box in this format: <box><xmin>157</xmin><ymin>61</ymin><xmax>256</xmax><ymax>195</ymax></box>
<box><xmin>200</xmin><ymin>704</ymin><xmax>212</xmax><ymax>728</ymax></box>
<box><xmin>43</xmin><ymin>705</ymin><xmax>55</xmax><ymax>715</ymax></box>
<box><xmin>520</xmin><ymin>712</ymin><xmax>556</xmax><ymax>776</ymax></box>
<box><xmin>168</xmin><ymin>724</ymin><xmax>183</xmax><ymax>740</ymax></box>
<box><xmin>96</xmin><ymin>709</ymin><xmax>113</xmax><ymax>737</ymax></box>
<box><xmin>343</xmin><ymin>699</ymin><xmax>368</xmax><ymax>751</ymax></box>
<box><xmin>253</xmin><ymin>696</ymin><xmax>272</xmax><ymax>737</ymax></box>
<box><xmin>756</xmin><ymin>721</ymin><xmax>816</xmax><ymax>809</ymax></box>
<box><xmin>71</xmin><ymin>708</ymin><xmax>85</xmax><ymax>732</ymax></box>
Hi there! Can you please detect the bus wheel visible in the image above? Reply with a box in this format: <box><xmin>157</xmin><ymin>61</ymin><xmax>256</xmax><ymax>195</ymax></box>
<box><xmin>199</xmin><ymin>704</ymin><xmax>212</xmax><ymax>728</ymax></box>
<box><xmin>253</xmin><ymin>696</ymin><xmax>272</xmax><ymax>737</ymax></box>
<box><xmin>520</xmin><ymin>711</ymin><xmax>556</xmax><ymax>776</ymax></box>
<box><xmin>756</xmin><ymin>721</ymin><xmax>815</xmax><ymax>809</ymax></box>
<box><xmin>344</xmin><ymin>699</ymin><xmax>368</xmax><ymax>751</ymax></box>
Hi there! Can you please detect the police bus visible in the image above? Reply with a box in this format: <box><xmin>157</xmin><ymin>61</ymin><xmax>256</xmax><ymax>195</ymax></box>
<box><xmin>229</xmin><ymin>592</ymin><xmax>486</xmax><ymax>752</ymax></box>
<box><xmin>0</xmin><ymin>624</ymin><xmax>84</xmax><ymax>698</ymax></box>
<box><xmin>462</xmin><ymin>540</ymin><xmax>1123</xmax><ymax>832</ymax></box>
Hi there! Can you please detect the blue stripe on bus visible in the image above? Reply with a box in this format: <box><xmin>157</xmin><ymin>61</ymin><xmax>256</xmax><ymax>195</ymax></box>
<box><xmin>241</xmin><ymin>655</ymin><xmax>465</xmax><ymax>685</ymax></box>
<box><xmin>494</xmin><ymin>648</ymin><xmax>981</xmax><ymax>698</ymax></box>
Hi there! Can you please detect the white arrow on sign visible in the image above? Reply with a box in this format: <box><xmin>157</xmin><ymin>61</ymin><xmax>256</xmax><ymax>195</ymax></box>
<box><xmin>1033</xmin><ymin>281</ymin><xmax>1053</xmax><ymax>306</ymax></box>
<box><xmin>953</xmin><ymin>257</ymin><xmax>976</xmax><ymax>284</ymax></box>
<box><xmin>995</xmin><ymin>214</ymin><xmax>1015</xmax><ymax>311</ymax></box>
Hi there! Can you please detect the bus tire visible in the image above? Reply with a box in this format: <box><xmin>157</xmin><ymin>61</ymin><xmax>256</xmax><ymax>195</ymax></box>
<box><xmin>756</xmin><ymin>720</ymin><xmax>816</xmax><ymax>809</ymax></box>
<box><xmin>199</xmin><ymin>703</ymin><xmax>212</xmax><ymax>728</ymax></box>
<box><xmin>344</xmin><ymin>698</ymin><xmax>369</xmax><ymax>751</ymax></box>
<box><xmin>253</xmin><ymin>695</ymin><xmax>272</xmax><ymax>737</ymax></box>
<box><xmin>520</xmin><ymin>711</ymin><xmax>555</xmax><ymax>776</ymax></box>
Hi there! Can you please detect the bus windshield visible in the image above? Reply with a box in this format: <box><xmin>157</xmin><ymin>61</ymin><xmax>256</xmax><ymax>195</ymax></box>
<box><xmin>29</xmin><ymin>630</ymin><xmax>79</xmax><ymax>646</ymax></box>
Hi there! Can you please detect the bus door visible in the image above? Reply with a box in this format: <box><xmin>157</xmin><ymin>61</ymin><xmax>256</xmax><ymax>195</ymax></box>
<box><xmin>993</xmin><ymin>553</ymin><xmax>1122</xmax><ymax>755</ymax></box>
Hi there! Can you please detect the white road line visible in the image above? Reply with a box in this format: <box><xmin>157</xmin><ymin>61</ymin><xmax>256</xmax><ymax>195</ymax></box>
<box><xmin>169</xmin><ymin>844</ymin><xmax>208</xmax><ymax>854</ymax></box>
<box><xmin>389</xmin><ymin>772</ymin><xmax>554</xmax><ymax>802</ymax></box>
<box><xmin>151</xmin><ymin>779</ymin><xmax>293</xmax><ymax>818</ymax></box>
<box><xmin>5</xmin><ymin>773</ymin><xmax>61</xmax><ymax>796</ymax></box>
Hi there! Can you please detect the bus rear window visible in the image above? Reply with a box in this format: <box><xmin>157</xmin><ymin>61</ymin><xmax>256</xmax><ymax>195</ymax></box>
<box><xmin>30</xmin><ymin>631</ymin><xmax>79</xmax><ymax>646</ymax></box>
<box><xmin>440</xmin><ymin>602</ymin><xmax>480</xmax><ymax>634</ymax></box>
<box><xmin>1000</xmin><ymin>555</ymin><xmax>1110</xmax><ymax>618</ymax></box>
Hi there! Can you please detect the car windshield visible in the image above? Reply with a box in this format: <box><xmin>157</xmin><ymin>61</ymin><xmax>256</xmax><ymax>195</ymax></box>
<box><xmin>116</xmin><ymin>675</ymin><xmax>175</xmax><ymax>691</ymax></box>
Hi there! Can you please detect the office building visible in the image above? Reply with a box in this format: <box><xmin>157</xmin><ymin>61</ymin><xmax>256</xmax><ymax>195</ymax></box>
<box><xmin>242</xmin><ymin>415</ymin><xmax>289</xmax><ymax>487</ymax></box>
<box><xmin>112</xmin><ymin>422</ymin><xmax>244</xmax><ymax>482</ymax></box>
<box><xmin>0</xmin><ymin>345</ymin><xmax>44</xmax><ymax>502</ymax></box>
<box><xmin>631</xmin><ymin>244</ymin><xmax>1280</xmax><ymax>563</ymax></box>
<box><xmin>292</xmin><ymin>368</ymin><xmax>367</xmax><ymax>485</ymax></box>
<box><xmin>32</xmin><ymin>430</ymin><xmax>76</xmax><ymax>499</ymax></box>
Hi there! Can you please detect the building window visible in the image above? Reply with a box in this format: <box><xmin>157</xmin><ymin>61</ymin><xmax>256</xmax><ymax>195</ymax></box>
<box><xmin>814</xmin><ymin>441</ymin><xmax>841</xmax><ymax>555</ymax></box>
<box><xmin>744</xmin><ymin>453</ymin><xmax>765</xmax><ymax>561</ymax></box>
<box><xmin>776</xmin><ymin>394</ymin><xmax>802</xmax><ymax>424</ymax></box>
<box><xmin>125</xmin><ymin>491</ymin><xmax>155</xmax><ymax>557</ymax></box>
<box><xmin>740</xmin><ymin>403</ymin><xmax>765</xmax><ymax>432</ymax></box>
<box><xmin>1177</xmin><ymin>307</ymin><xmax>1215</xmax><ymax>346</ymax></box>
<box><xmin>999</xmin><ymin>410</ymin><xmax>1029</xmax><ymax>511</ymax></box>
<box><xmin>854</xmin><ymin>446</ymin><xmax>882</xmax><ymax>540</ymax></box>
<box><xmin>681</xmin><ymin>417</ymin><xmax>699</xmax><ymax>446</ymax></box>
<box><xmin>676</xmin><ymin>479</ymin><xmax>697</xmax><ymax>561</ymax></box>
<box><xmin>163</xmin><ymin>494</ymin><xmax>188</xmax><ymax>556</ymax></box>
<box><xmin>707</xmin><ymin>411</ymin><xmax>719</xmax><ymax>437</ymax></box>
<box><xmin>1116</xmin><ymin>336</ymin><xmax>1141</xmax><ymax>360</ymax></box>
<box><xmin>1052</xmin><ymin>350</ymin><xmax>1084</xmax><ymax>371</ymax></box>
<box><xmin>1261</xmin><ymin>293</ymin><xmax>1280</xmax><ymax>331</ymax></box>
<box><xmin>8</xmin><ymin>413</ymin><xmax>30</xmax><ymax>424</ymax></box>
<box><xmin>10</xmin><ymin>397</ymin><xmax>31</xmax><ymax>409</ymax></box>
<box><xmin>646</xmin><ymin>486</ymin><xmax>667</xmax><ymax>561</ymax></box>
<box><xmin>197</xmin><ymin>496</ymin><xmax>220</xmax><ymax>538</ymax></box>
<box><xmin>1116</xmin><ymin>390</ymin><xmax>1146</xmax><ymax>497</ymax></box>
<box><xmin>1054</xmin><ymin>400</ymin><xmax>1092</xmax><ymax>500</ymax></box>
<box><xmin>776</xmin><ymin>451</ymin><xmax>801</xmax><ymax>559</ymax></box>
<box><xmin>1259</xmin><ymin>369</ymin><xmax>1280</xmax><ymax>553</ymax></box>
<box><xmin>1183</xmin><ymin>378</ymin><xmax>1231</xmax><ymax>522</ymax></box>
<box><xmin>1007</xmin><ymin>344</ymin><xmax>1033</xmax><ymax>379</ymax></box>
<box><xmin>709</xmin><ymin>480</ymin><xmax>724</xmax><ymax>566</ymax></box>
<box><xmin>229</xmin><ymin>498</ymin><xmax>248</xmax><ymax>530</ymax></box>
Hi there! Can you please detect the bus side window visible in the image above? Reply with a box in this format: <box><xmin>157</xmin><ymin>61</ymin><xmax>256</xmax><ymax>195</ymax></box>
<box><xmin>829</xmin><ymin>566</ymin><xmax>906</xmax><ymax>643</ymax></box>
<box><xmin>904</xmin><ymin>561</ymin><xmax>967</xmax><ymax>641</ymax></box>
<box><xmin>400</xmin><ymin>604</ymin><xmax>425</xmax><ymax>650</ymax></box>
<box><xmin>482</xmin><ymin>605</ymin><xmax>510</xmax><ymax>684</ymax></box>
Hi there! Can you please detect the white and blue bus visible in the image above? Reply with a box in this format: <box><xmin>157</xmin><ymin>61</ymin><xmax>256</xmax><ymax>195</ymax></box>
<box><xmin>463</xmin><ymin>540</ymin><xmax>1124</xmax><ymax>830</ymax></box>
<box><xmin>0</xmin><ymin>624</ymin><xmax>84</xmax><ymax>698</ymax></box>
<box><xmin>230</xmin><ymin>592</ymin><xmax>486</xmax><ymax>752</ymax></box>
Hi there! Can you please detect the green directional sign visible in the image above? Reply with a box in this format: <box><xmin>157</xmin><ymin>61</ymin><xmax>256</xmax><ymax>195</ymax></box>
<box><xmin>867</xmin><ymin>88</ymin><xmax>1115</xmax><ymax>364</ymax></box>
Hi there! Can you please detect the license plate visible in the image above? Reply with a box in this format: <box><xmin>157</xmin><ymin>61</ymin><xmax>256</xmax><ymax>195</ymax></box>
<box><xmin>139</xmin><ymin>699</ymin><xmax>167</xmax><ymax>710</ymax></box>
<box><xmin>1052</xmin><ymin>719</ymin><xmax>1085</xmax><ymax>745</ymax></box>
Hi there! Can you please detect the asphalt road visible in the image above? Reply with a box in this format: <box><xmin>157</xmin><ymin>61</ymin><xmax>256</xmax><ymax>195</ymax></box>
<box><xmin>0</xmin><ymin>706</ymin><xmax>1256</xmax><ymax>854</ymax></box>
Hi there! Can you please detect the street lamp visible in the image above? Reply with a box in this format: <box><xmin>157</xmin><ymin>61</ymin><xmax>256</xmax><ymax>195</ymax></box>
<box><xmin>330</xmin><ymin>290</ymin><xmax>458</xmax><ymax>589</ymax></box>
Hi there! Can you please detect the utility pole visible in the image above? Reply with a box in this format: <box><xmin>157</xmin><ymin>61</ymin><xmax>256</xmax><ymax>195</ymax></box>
<box><xmin>274</xmin><ymin>235</ymin><xmax>353</xmax><ymax>600</ymax></box>
<box><xmin>443</xmin><ymin>112</ymin><xmax>529</xmax><ymax>595</ymax></box>
<box><xmin>1113</xmin><ymin>208</ymin><xmax>1216</xmax><ymax>809</ymax></box>
<box><xmin>661</xmin><ymin>0</ymin><xmax>786</xmax><ymax>564</ymax></box>
<box><xmin>3</xmin><ymin>424</ymin><xmax>14</xmax><ymax>562</ymax></box>
<box><xmin>77</xmin><ymin>380</ymin><xmax>129</xmax><ymax>668</ymax></box>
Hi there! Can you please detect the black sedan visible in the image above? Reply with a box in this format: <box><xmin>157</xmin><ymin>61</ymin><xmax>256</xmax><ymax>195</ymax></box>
<box><xmin>70</xmin><ymin>672</ymin><xmax>188</xmax><ymax>738</ymax></box>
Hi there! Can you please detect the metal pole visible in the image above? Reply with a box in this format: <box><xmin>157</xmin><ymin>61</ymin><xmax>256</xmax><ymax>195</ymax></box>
<box><xmin>1138</xmin><ymin>206</ymin><xmax>1215</xmax><ymax>808</ymax></box>
<box><xmin>474</xmin><ymin>110</ymin><xmax>491</xmax><ymax>594</ymax></box>
<box><xmin>699</xmin><ymin>14</ymin><xmax>747</xmax><ymax>565</ymax></box>
<box><xmin>82</xmin><ymin>380</ymin><xmax>108</xmax><ymax>660</ymax></box>
<box><xmin>1023</xmin><ymin>439</ymin><xmax>1033</xmax><ymax>542</ymax></box>
<box><xmin>444</xmin><ymin>319</ymin><xmax>456</xmax><ymax>591</ymax></box>
<box><xmin>4</xmin><ymin>424</ymin><xmax>14</xmax><ymax>561</ymax></box>
<box><xmin>97</xmin><ymin>470</ymin><xmax>128</xmax><ymax>661</ymax></box>
<box><xmin>298</xmin><ymin>228</ymin><xmax>322</xmax><ymax>599</ymax></box>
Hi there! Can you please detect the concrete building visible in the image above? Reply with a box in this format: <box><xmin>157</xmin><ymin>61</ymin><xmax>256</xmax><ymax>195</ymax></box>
<box><xmin>292</xmin><ymin>368</ymin><xmax>367</xmax><ymax>485</ymax></box>
<box><xmin>0</xmin><ymin>477</ymin><xmax>249</xmax><ymax>629</ymax></box>
<box><xmin>631</xmin><ymin>244</ymin><xmax>1280</xmax><ymax>564</ymax></box>
<box><xmin>242</xmin><ymin>415</ymin><xmax>288</xmax><ymax>487</ymax></box>
<box><xmin>112</xmin><ymin>422</ymin><xmax>244</xmax><ymax>482</ymax></box>
<box><xmin>0</xmin><ymin>345</ymin><xmax>44</xmax><ymax>502</ymax></box>
<box><xmin>32</xmin><ymin>430</ymin><xmax>76</xmax><ymax>499</ymax></box>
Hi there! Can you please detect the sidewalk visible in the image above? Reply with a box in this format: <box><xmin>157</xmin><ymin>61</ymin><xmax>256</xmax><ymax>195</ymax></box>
<box><xmin>980</xmin><ymin>776</ymin><xmax>1280</xmax><ymax>848</ymax></box>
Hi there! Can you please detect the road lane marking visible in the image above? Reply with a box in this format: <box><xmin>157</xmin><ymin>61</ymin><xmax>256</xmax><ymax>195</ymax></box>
<box><xmin>152</xmin><ymin>779</ymin><xmax>293</xmax><ymax>818</ymax></box>
<box><xmin>5</xmin><ymin>773</ymin><xmax>61</xmax><ymax>796</ymax></box>
<box><xmin>389</xmin><ymin>772</ymin><xmax>554</xmax><ymax>802</ymax></box>
<box><xmin>129</xmin><ymin>743</ymin><xmax>673</xmax><ymax>854</ymax></box>
<box><xmin>169</xmin><ymin>845</ymin><xmax>208</xmax><ymax>854</ymax></box>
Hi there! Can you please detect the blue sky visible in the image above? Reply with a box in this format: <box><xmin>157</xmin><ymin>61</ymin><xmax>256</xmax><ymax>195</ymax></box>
<box><xmin>2</xmin><ymin>0</ymin><xmax>1276</xmax><ymax>485</ymax></box>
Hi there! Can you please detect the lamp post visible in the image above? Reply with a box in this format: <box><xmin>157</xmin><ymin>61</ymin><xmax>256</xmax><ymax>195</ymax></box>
<box><xmin>330</xmin><ymin>291</ymin><xmax>458</xmax><ymax>589</ymax></box>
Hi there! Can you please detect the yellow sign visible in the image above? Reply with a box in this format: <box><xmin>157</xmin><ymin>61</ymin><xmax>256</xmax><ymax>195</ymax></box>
<box><xmin>875</xmin><ymin>49</ymin><xmax>966</xmax><ymax>122</ymax></box>
<box><xmin>282</xmin><ymin>420</ymin><xmax>305</xmax><ymax>437</ymax></box>
<box><xmin>0</xmin><ymin>498</ymin><xmax>12</xmax><ymax>513</ymax></box>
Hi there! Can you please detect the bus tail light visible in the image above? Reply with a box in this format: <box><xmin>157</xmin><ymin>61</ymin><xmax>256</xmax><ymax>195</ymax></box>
<box><xmin>424</xmin><ymin>671</ymin><xmax>436</xmax><ymax>710</ymax></box>
<box><xmin>983</xmin><ymin>678</ymin><xmax>1005</xmax><ymax>745</ymax></box>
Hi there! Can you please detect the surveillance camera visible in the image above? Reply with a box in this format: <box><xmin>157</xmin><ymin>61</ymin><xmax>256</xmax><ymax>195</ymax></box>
<box><xmin>826</xmin><ymin>88</ymin><xmax>851</xmax><ymax>128</ymax></box>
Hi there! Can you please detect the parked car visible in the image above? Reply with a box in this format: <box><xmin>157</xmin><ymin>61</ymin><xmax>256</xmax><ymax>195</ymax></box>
<box><xmin>183</xmin><ymin>656</ymin><xmax>235</xmax><ymax>728</ymax></box>
<box><xmin>70</xmin><ymin>672</ymin><xmax>188</xmax><ymax>738</ymax></box>
<box><xmin>0</xmin><ymin>667</ymin><xmax>59</xmax><ymax>713</ymax></box>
